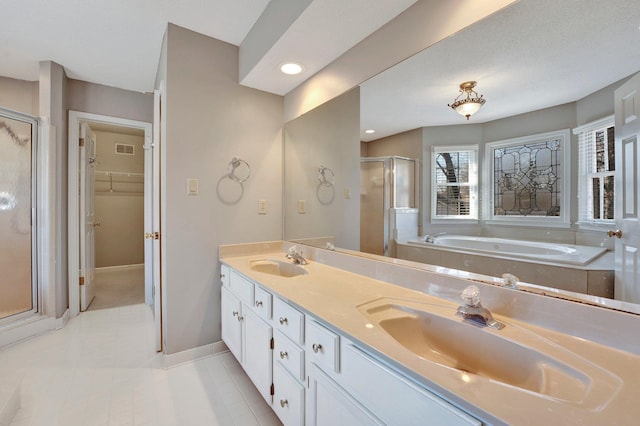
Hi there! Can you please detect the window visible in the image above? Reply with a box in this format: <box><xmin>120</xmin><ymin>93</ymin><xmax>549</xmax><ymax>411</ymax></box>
<box><xmin>431</xmin><ymin>145</ymin><xmax>478</xmax><ymax>222</ymax></box>
<box><xmin>573</xmin><ymin>116</ymin><xmax>615</xmax><ymax>227</ymax></box>
<box><xmin>484</xmin><ymin>130</ymin><xmax>571</xmax><ymax>227</ymax></box>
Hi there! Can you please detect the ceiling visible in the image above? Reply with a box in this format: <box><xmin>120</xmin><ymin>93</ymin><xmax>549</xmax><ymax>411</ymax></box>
<box><xmin>360</xmin><ymin>0</ymin><xmax>640</xmax><ymax>141</ymax></box>
<box><xmin>2</xmin><ymin>0</ymin><xmax>638</xmax><ymax>143</ymax></box>
<box><xmin>0</xmin><ymin>0</ymin><xmax>415</xmax><ymax>95</ymax></box>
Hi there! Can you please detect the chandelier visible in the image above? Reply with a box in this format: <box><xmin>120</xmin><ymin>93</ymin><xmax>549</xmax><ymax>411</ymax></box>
<box><xmin>448</xmin><ymin>81</ymin><xmax>486</xmax><ymax>120</ymax></box>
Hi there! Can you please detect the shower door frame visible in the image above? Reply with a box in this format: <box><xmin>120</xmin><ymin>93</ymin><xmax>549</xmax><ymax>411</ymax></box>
<box><xmin>0</xmin><ymin>107</ymin><xmax>40</xmax><ymax>324</ymax></box>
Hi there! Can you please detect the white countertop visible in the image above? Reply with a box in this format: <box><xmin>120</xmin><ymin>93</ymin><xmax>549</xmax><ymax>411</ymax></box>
<box><xmin>220</xmin><ymin>247</ymin><xmax>640</xmax><ymax>425</ymax></box>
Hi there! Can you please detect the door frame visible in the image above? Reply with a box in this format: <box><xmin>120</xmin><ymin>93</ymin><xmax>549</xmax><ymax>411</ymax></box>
<box><xmin>68</xmin><ymin>111</ymin><xmax>153</xmax><ymax>316</ymax></box>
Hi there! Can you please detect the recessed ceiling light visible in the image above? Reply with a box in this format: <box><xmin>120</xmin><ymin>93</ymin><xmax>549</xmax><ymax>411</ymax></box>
<box><xmin>365</xmin><ymin>129</ymin><xmax>375</xmax><ymax>134</ymax></box>
<box><xmin>280</xmin><ymin>62</ymin><xmax>303</xmax><ymax>75</ymax></box>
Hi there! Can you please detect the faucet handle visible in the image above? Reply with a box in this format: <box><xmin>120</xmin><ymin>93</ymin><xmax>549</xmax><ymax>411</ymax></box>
<box><xmin>460</xmin><ymin>285</ymin><xmax>481</xmax><ymax>307</ymax></box>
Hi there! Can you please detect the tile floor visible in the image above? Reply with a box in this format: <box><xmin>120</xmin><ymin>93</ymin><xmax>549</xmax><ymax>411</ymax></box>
<box><xmin>0</xmin><ymin>304</ymin><xmax>282</xmax><ymax>426</ymax></box>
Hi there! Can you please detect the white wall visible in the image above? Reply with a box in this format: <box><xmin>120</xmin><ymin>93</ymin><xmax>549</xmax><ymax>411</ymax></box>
<box><xmin>0</xmin><ymin>76</ymin><xmax>38</xmax><ymax>115</ymax></box>
<box><xmin>162</xmin><ymin>24</ymin><xmax>284</xmax><ymax>354</ymax></box>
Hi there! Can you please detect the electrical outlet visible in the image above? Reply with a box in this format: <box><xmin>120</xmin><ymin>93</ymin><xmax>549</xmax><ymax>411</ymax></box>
<box><xmin>258</xmin><ymin>199</ymin><xmax>268</xmax><ymax>214</ymax></box>
<box><xmin>298</xmin><ymin>200</ymin><xmax>306</xmax><ymax>214</ymax></box>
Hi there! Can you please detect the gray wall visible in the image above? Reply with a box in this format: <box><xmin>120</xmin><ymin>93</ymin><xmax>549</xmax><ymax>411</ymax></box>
<box><xmin>162</xmin><ymin>24</ymin><xmax>284</xmax><ymax>354</ymax></box>
<box><xmin>284</xmin><ymin>88</ymin><xmax>361</xmax><ymax>250</ymax></box>
<box><xmin>39</xmin><ymin>61</ymin><xmax>69</xmax><ymax>318</ymax></box>
<box><xmin>0</xmin><ymin>77</ymin><xmax>38</xmax><ymax>115</ymax></box>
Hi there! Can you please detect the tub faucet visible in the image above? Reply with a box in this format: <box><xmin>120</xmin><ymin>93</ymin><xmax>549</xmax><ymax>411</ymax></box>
<box><xmin>286</xmin><ymin>246</ymin><xmax>308</xmax><ymax>265</ymax></box>
<box><xmin>501</xmin><ymin>273</ymin><xmax>520</xmax><ymax>289</ymax></box>
<box><xmin>456</xmin><ymin>285</ymin><xmax>505</xmax><ymax>330</ymax></box>
<box><xmin>424</xmin><ymin>232</ymin><xmax>446</xmax><ymax>243</ymax></box>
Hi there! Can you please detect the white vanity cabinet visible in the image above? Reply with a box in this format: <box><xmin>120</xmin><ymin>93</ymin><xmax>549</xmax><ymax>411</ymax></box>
<box><xmin>221</xmin><ymin>269</ymin><xmax>273</xmax><ymax>403</ymax></box>
<box><xmin>221</xmin><ymin>262</ymin><xmax>482</xmax><ymax>426</ymax></box>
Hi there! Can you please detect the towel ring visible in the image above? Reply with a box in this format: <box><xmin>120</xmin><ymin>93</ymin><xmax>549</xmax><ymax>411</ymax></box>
<box><xmin>318</xmin><ymin>165</ymin><xmax>335</xmax><ymax>187</ymax></box>
<box><xmin>227</xmin><ymin>156</ymin><xmax>251</xmax><ymax>183</ymax></box>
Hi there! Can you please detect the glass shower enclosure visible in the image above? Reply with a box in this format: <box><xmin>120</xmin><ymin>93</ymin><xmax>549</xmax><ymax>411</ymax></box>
<box><xmin>0</xmin><ymin>108</ymin><xmax>38</xmax><ymax>322</ymax></box>
<box><xmin>360</xmin><ymin>156</ymin><xmax>418</xmax><ymax>256</ymax></box>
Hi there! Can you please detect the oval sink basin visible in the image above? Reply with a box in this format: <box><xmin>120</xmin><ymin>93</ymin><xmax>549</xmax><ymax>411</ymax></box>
<box><xmin>250</xmin><ymin>259</ymin><xmax>308</xmax><ymax>277</ymax></box>
<box><xmin>358</xmin><ymin>297</ymin><xmax>621</xmax><ymax>409</ymax></box>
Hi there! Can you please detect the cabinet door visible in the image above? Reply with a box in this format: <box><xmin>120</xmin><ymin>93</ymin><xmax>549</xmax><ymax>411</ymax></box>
<box><xmin>221</xmin><ymin>287</ymin><xmax>243</xmax><ymax>362</ymax></box>
<box><xmin>307</xmin><ymin>363</ymin><xmax>382</xmax><ymax>426</ymax></box>
<box><xmin>273</xmin><ymin>363</ymin><xmax>305</xmax><ymax>426</ymax></box>
<box><xmin>243</xmin><ymin>307</ymin><xmax>273</xmax><ymax>404</ymax></box>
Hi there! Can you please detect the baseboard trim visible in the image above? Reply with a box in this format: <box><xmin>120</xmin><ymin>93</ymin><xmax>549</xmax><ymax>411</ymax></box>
<box><xmin>55</xmin><ymin>309</ymin><xmax>70</xmax><ymax>330</ymax></box>
<box><xmin>96</xmin><ymin>264</ymin><xmax>144</xmax><ymax>273</ymax></box>
<box><xmin>164</xmin><ymin>343</ymin><xmax>214</xmax><ymax>368</ymax></box>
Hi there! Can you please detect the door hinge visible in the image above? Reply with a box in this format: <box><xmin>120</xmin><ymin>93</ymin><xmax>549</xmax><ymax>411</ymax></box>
<box><xmin>79</xmin><ymin>137</ymin><xmax>85</xmax><ymax>147</ymax></box>
<box><xmin>270</xmin><ymin>337</ymin><xmax>274</xmax><ymax>350</ymax></box>
<box><xmin>270</xmin><ymin>383</ymin><xmax>274</xmax><ymax>396</ymax></box>
<box><xmin>79</xmin><ymin>276</ymin><xmax>85</xmax><ymax>286</ymax></box>
<box><xmin>145</xmin><ymin>232</ymin><xmax>160</xmax><ymax>240</ymax></box>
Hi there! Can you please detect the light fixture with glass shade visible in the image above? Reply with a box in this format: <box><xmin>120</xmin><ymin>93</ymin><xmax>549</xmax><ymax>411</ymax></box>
<box><xmin>448</xmin><ymin>81</ymin><xmax>486</xmax><ymax>120</ymax></box>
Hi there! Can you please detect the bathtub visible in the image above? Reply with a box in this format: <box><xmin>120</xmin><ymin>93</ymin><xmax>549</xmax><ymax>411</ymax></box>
<box><xmin>407</xmin><ymin>235</ymin><xmax>607</xmax><ymax>266</ymax></box>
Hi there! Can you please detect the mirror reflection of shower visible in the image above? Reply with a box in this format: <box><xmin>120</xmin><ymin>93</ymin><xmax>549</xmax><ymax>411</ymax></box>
<box><xmin>360</xmin><ymin>156</ymin><xmax>419</xmax><ymax>256</ymax></box>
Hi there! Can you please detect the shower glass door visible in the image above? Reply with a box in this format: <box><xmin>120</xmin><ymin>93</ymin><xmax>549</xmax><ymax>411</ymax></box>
<box><xmin>0</xmin><ymin>108</ymin><xmax>37</xmax><ymax>322</ymax></box>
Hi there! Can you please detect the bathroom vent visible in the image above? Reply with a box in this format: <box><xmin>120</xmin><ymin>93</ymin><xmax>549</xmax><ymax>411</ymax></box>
<box><xmin>115</xmin><ymin>143</ymin><xmax>135</xmax><ymax>155</ymax></box>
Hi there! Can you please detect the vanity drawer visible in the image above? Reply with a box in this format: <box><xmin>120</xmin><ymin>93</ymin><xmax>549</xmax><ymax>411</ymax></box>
<box><xmin>341</xmin><ymin>342</ymin><xmax>481</xmax><ymax>426</ymax></box>
<box><xmin>273</xmin><ymin>362</ymin><xmax>305</xmax><ymax>426</ymax></box>
<box><xmin>252</xmin><ymin>285</ymin><xmax>272</xmax><ymax>321</ymax></box>
<box><xmin>274</xmin><ymin>297</ymin><xmax>304</xmax><ymax>345</ymax></box>
<box><xmin>306</xmin><ymin>319</ymin><xmax>340</xmax><ymax>373</ymax></box>
<box><xmin>274</xmin><ymin>330</ymin><xmax>305</xmax><ymax>381</ymax></box>
<box><xmin>229</xmin><ymin>270</ymin><xmax>254</xmax><ymax>306</ymax></box>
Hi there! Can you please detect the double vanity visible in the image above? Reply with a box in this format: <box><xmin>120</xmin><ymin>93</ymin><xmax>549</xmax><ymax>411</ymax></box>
<box><xmin>220</xmin><ymin>241</ymin><xmax>640</xmax><ymax>425</ymax></box>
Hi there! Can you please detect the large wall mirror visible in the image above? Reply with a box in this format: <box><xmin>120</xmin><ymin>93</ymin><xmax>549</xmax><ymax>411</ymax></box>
<box><xmin>284</xmin><ymin>0</ymin><xmax>640</xmax><ymax>313</ymax></box>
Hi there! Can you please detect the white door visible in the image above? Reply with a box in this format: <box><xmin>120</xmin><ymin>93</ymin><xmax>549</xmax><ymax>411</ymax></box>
<box><xmin>151</xmin><ymin>88</ymin><xmax>163</xmax><ymax>351</ymax></box>
<box><xmin>79</xmin><ymin>122</ymin><xmax>97</xmax><ymax>311</ymax></box>
<box><xmin>614</xmin><ymin>72</ymin><xmax>640</xmax><ymax>303</ymax></box>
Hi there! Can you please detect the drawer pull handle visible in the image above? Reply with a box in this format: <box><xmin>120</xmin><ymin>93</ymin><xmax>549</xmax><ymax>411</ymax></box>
<box><xmin>312</xmin><ymin>343</ymin><xmax>323</xmax><ymax>353</ymax></box>
<box><xmin>232</xmin><ymin>311</ymin><xmax>239</xmax><ymax>317</ymax></box>
<box><xmin>255</xmin><ymin>300</ymin><xmax>263</xmax><ymax>307</ymax></box>
<box><xmin>279</xmin><ymin>351</ymin><xmax>288</xmax><ymax>359</ymax></box>
<box><xmin>237</xmin><ymin>315</ymin><xmax>244</xmax><ymax>322</ymax></box>
<box><xmin>279</xmin><ymin>317</ymin><xmax>288</xmax><ymax>325</ymax></box>
<box><xmin>280</xmin><ymin>399</ymin><xmax>288</xmax><ymax>408</ymax></box>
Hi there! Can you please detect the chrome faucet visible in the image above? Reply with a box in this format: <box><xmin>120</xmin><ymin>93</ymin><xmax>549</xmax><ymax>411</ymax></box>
<box><xmin>456</xmin><ymin>285</ymin><xmax>505</xmax><ymax>330</ymax></box>
<box><xmin>286</xmin><ymin>246</ymin><xmax>308</xmax><ymax>265</ymax></box>
<box><xmin>424</xmin><ymin>232</ymin><xmax>446</xmax><ymax>243</ymax></box>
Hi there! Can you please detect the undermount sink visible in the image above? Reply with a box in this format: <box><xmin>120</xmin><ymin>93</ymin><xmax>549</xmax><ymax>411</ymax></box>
<box><xmin>358</xmin><ymin>297</ymin><xmax>621</xmax><ymax>408</ymax></box>
<box><xmin>249</xmin><ymin>259</ymin><xmax>308</xmax><ymax>277</ymax></box>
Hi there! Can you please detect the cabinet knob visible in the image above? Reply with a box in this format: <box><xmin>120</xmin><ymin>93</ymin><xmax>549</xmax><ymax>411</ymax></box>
<box><xmin>232</xmin><ymin>311</ymin><xmax>239</xmax><ymax>317</ymax></box>
<box><xmin>280</xmin><ymin>399</ymin><xmax>288</xmax><ymax>408</ymax></box>
<box><xmin>220</xmin><ymin>273</ymin><xmax>225</xmax><ymax>280</ymax></box>
<box><xmin>279</xmin><ymin>351</ymin><xmax>288</xmax><ymax>359</ymax></box>
<box><xmin>237</xmin><ymin>315</ymin><xmax>244</xmax><ymax>322</ymax></box>
<box><xmin>279</xmin><ymin>317</ymin><xmax>288</xmax><ymax>325</ymax></box>
<box><xmin>312</xmin><ymin>343</ymin><xmax>323</xmax><ymax>353</ymax></box>
<box><xmin>255</xmin><ymin>300</ymin><xmax>263</xmax><ymax>307</ymax></box>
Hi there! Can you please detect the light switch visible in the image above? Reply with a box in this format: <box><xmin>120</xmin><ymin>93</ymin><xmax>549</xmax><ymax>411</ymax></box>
<box><xmin>298</xmin><ymin>200</ymin><xmax>306</xmax><ymax>214</ymax></box>
<box><xmin>258</xmin><ymin>199</ymin><xmax>268</xmax><ymax>214</ymax></box>
<box><xmin>187</xmin><ymin>178</ymin><xmax>198</xmax><ymax>195</ymax></box>
<box><xmin>344</xmin><ymin>187</ymin><xmax>351</xmax><ymax>199</ymax></box>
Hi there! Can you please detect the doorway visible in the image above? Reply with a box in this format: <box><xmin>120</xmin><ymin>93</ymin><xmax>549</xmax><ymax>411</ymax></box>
<box><xmin>85</xmin><ymin>122</ymin><xmax>146</xmax><ymax>310</ymax></box>
<box><xmin>68</xmin><ymin>111</ymin><xmax>161</xmax><ymax>350</ymax></box>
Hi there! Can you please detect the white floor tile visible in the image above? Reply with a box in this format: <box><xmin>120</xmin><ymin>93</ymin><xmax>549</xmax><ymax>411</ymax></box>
<box><xmin>0</xmin><ymin>303</ymin><xmax>281</xmax><ymax>426</ymax></box>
